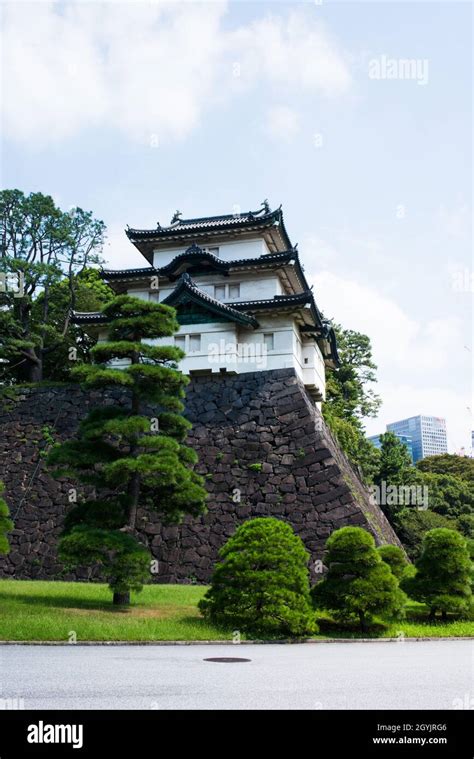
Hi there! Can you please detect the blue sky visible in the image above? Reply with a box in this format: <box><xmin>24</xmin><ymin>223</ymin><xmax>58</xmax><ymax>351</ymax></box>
<box><xmin>2</xmin><ymin>0</ymin><xmax>472</xmax><ymax>451</ymax></box>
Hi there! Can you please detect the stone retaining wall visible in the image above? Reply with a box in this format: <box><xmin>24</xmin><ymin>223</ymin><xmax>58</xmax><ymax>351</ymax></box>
<box><xmin>0</xmin><ymin>369</ymin><xmax>401</xmax><ymax>583</ymax></box>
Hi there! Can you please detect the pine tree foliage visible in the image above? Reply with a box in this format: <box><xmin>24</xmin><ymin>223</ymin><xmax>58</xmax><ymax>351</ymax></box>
<box><xmin>48</xmin><ymin>295</ymin><xmax>207</xmax><ymax>602</ymax></box>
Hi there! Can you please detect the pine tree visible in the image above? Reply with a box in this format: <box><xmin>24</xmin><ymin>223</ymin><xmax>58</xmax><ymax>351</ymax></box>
<box><xmin>48</xmin><ymin>295</ymin><xmax>207</xmax><ymax>604</ymax></box>
<box><xmin>0</xmin><ymin>482</ymin><xmax>13</xmax><ymax>555</ymax></box>
<box><xmin>312</xmin><ymin>527</ymin><xmax>406</xmax><ymax>631</ymax></box>
<box><xmin>377</xmin><ymin>544</ymin><xmax>409</xmax><ymax>580</ymax></box>
<box><xmin>401</xmin><ymin>528</ymin><xmax>472</xmax><ymax>619</ymax></box>
<box><xmin>199</xmin><ymin>518</ymin><xmax>317</xmax><ymax>636</ymax></box>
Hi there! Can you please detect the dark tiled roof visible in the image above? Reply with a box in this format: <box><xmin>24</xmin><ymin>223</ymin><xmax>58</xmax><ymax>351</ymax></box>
<box><xmin>102</xmin><ymin>247</ymin><xmax>306</xmax><ymax>287</ymax></box>
<box><xmin>163</xmin><ymin>273</ymin><xmax>259</xmax><ymax>328</ymax></box>
<box><xmin>230</xmin><ymin>292</ymin><xmax>313</xmax><ymax>310</ymax></box>
<box><xmin>125</xmin><ymin>206</ymin><xmax>292</xmax><ymax>250</ymax></box>
<box><xmin>100</xmin><ymin>266</ymin><xmax>156</xmax><ymax>280</ymax></box>
<box><xmin>71</xmin><ymin>311</ymin><xmax>109</xmax><ymax>325</ymax></box>
<box><xmin>159</xmin><ymin>244</ymin><xmax>230</xmax><ymax>278</ymax></box>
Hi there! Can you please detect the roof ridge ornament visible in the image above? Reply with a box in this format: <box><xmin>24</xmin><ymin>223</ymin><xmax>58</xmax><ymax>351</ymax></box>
<box><xmin>184</xmin><ymin>242</ymin><xmax>204</xmax><ymax>256</ymax></box>
<box><xmin>261</xmin><ymin>199</ymin><xmax>271</xmax><ymax>213</ymax></box>
<box><xmin>171</xmin><ymin>210</ymin><xmax>182</xmax><ymax>225</ymax></box>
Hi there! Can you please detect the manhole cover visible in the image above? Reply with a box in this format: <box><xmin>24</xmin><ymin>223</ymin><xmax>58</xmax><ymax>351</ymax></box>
<box><xmin>204</xmin><ymin>657</ymin><xmax>251</xmax><ymax>663</ymax></box>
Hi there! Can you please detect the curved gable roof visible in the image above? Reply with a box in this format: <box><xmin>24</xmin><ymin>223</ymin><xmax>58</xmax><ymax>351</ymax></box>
<box><xmin>163</xmin><ymin>273</ymin><xmax>259</xmax><ymax>328</ymax></box>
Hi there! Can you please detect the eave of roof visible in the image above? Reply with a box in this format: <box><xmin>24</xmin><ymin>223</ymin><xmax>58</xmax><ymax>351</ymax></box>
<box><xmin>230</xmin><ymin>291</ymin><xmax>313</xmax><ymax>311</ymax></box>
<box><xmin>100</xmin><ymin>266</ymin><xmax>156</xmax><ymax>281</ymax></box>
<box><xmin>100</xmin><ymin>247</ymin><xmax>308</xmax><ymax>295</ymax></box>
<box><xmin>125</xmin><ymin>206</ymin><xmax>292</xmax><ymax>262</ymax></box>
<box><xmin>71</xmin><ymin>311</ymin><xmax>109</xmax><ymax>325</ymax></box>
<box><xmin>127</xmin><ymin>207</ymin><xmax>281</xmax><ymax>238</ymax></box>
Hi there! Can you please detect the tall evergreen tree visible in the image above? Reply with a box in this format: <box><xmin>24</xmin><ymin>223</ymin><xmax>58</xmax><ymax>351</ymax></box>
<box><xmin>375</xmin><ymin>432</ymin><xmax>415</xmax><ymax>487</ymax></box>
<box><xmin>48</xmin><ymin>295</ymin><xmax>207</xmax><ymax>604</ymax></box>
<box><xmin>323</xmin><ymin>324</ymin><xmax>381</xmax><ymax>482</ymax></box>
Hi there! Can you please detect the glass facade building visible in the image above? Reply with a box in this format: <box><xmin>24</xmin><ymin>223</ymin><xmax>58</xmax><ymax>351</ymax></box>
<box><xmin>386</xmin><ymin>416</ymin><xmax>447</xmax><ymax>463</ymax></box>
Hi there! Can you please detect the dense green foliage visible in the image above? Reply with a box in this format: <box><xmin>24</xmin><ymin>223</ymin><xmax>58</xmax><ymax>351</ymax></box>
<box><xmin>199</xmin><ymin>518</ymin><xmax>317</xmax><ymax>636</ymax></box>
<box><xmin>312</xmin><ymin>527</ymin><xmax>406</xmax><ymax>631</ymax></box>
<box><xmin>375</xmin><ymin>432</ymin><xmax>415</xmax><ymax>488</ymax></box>
<box><xmin>375</xmin><ymin>449</ymin><xmax>474</xmax><ymax>558</ymax></box>
<box><xmin>417</xmin><ymin>454</ymin><xmax>474</xmax><ymax>481</ymax></box>
<box><xmin>0</xmin><ymin>482</ymin><xmax>13</xmax><ymax>555</ymax></box>
<box><xmin>363</xmin><ymin>429</ymin><xmax>474</xmax><ymax>557</ymax></box>
<box><xmin>0</xmin><ymin>189</ymin><xmax>105</xmax><ymax>383</ymax></box>
<box><xmin>377</xmin><ymin>544</ymin><xmax>409</xmax><ymax>580</ymax></box>
<box><xmin>394</xmin><ymin>509</ymin><xmax>456</xmax><ymax>561</ymax></box>
<box><xmin>323</xmin><ymin>325</ymin><xmax>382</xmax><ymax>481</ymax></box>
<box><xmin>420</xmin><ymin>472</ymin><xmax>474</xmax><ymax>519</ymax></box>
<box><xmin>48</xmin><ymin>294</ymin><xmax>207</xmax><ymax>603</ymax></box>
<box><xmin>401</xmin><ymin>529</ymin><xmax>472</xmax><ymax>619</ymax></box>
<box><xmin>32</xmin><ymin>268</ymin><xmax>114</xmax><ymax>381</ymax></box>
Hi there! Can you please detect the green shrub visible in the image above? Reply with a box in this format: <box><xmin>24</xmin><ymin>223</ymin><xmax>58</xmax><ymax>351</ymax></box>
<box><xmin>401</xmin><ymin>528</ymin><xmax>472</xmax><ymax>619</ymax></box>
<box><xmin>395</xmin><ymin>508</ymin><xmax>456</xmax><ymax>561</ymax></box>
<box><xmin>198</xmin><ymin>517</ymin><xmax>317</xmax><ymax>636</ymax></box>
<box><xmin>0</xmin><ymin>482</ymin><xmax>13</xmax><ymax>555</ymax></box>
<box><xmin>312</xmin><ymin>527</ymin><xmax>406</xmax><ymax>631</ymax></box>
<box><xmin>377</xmin><ymin>544</ymin><xmax>409</xmax><ymax>579</ymax></box>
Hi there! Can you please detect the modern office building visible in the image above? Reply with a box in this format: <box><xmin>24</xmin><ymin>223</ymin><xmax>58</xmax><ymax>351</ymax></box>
<box><xmin>386</xmin><ymin>416</ymin><xmax>447</xmax><ymax>463</ymax></box>
<box><xmin>367</xmin><ymin>433</ymin><xmax>414</xmax><ymax>462</ymax></box>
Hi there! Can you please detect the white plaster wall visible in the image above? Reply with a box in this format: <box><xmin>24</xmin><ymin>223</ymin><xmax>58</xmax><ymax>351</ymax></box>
<box><xmin>133</xmin><ymin>273</ymin><xmax>283</xmax><ymax>305</ymax></box>
<box><xmin>152</xmin><ymin>238</ymin><xmax>271</xmax><ymax>268</ymax></box>
<box><xmin>145</xmin><ymin>315</ymin><xmax>325</xmax><ymax>396</ymax></box>
<box><xmin>99</xmin><ymin>309</ymin><xmax>325</xmax><ymax>397</ymax></box>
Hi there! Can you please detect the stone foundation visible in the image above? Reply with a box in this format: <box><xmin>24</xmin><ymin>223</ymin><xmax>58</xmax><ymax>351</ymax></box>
<box><xmin>0</xmin><ymin>369</ymin><xmax>401</xmax><ymax>583</ymax></box>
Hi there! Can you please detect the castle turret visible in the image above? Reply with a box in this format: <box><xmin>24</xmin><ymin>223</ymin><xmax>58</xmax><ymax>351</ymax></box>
<box><xmin>73</xmin><ymin>203</ymin><xmax>339</xmax><ymax>403</ymax></box>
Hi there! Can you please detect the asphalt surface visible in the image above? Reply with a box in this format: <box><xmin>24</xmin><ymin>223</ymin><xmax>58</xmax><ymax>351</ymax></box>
<box><xmin>1</xmin><ymin>641</ymin><xmax>472</xmax><ymax>710</ymax></box>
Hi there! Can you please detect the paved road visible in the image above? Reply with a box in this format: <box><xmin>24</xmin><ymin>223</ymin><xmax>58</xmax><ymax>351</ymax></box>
<box><xmin>1</xmin><ymin>641</ymin><xmax>472</xmax><ymax>710</ymax></box>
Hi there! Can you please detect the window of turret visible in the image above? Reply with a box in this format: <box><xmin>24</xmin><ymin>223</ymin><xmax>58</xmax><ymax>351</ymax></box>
<box><xmin>175</xmin><ymin>335</ymin><xmax>186</xmax><ymax>351</ymax></box>
<box><xmin>229</xmin><ymin>284</ymin><xmax>240</xmax><ymax>300</ymax></box>
<box><xmin>263</xmin><ymin>333</ymin><xmax>274</xmax><ymax>351</ymax></box>
<box><xmin>214</xmin><ymin>285</ymin><xmax>226</xmax><ymax>300</ymax></box>
<box><xmin>189</xmin><ymin>334</ymin><xmax>201</xmax><ymax>352</ymax></box>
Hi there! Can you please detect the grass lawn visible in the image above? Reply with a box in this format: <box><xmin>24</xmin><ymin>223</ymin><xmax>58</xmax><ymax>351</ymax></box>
<box><xmin>0</xmin><ymin>579</ymin><xmax>472</xmax><ymax>641</ymax></box>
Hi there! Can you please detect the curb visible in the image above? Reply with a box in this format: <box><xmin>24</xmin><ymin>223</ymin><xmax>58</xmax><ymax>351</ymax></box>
<box><xmin>0</xmin><ymin>637</ymin><xmax>472</xmax><ymax>645</ymax></box>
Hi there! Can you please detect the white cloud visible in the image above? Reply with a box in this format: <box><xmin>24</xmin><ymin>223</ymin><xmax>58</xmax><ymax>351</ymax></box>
<box><xmin>2</xmin><ymin>0</ymin><xmax>226</xmax><ymax>144</ymax></box>
<box><xmin>305</xmin><ymin>263</ymin><xmax>470</xmax><ymax>452</ymax></box>
<box><xmin>264</xmin><ymin>105</ymin><xmax>300</xmax><ymax>142</ymax></box>
<box><xmin>310</xmin><ymin>269</ymin><xmax>464</xmax><ymax>375</ymax></box>
<box><xmin>2</xmin><ymin>2</ymin><xmax>351</xmax><ymax>147</ymax></box>
<box><xmin>231</xmin><ymin>11</ymin><xmax>351</xmax><ymax>96</ymax></box>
